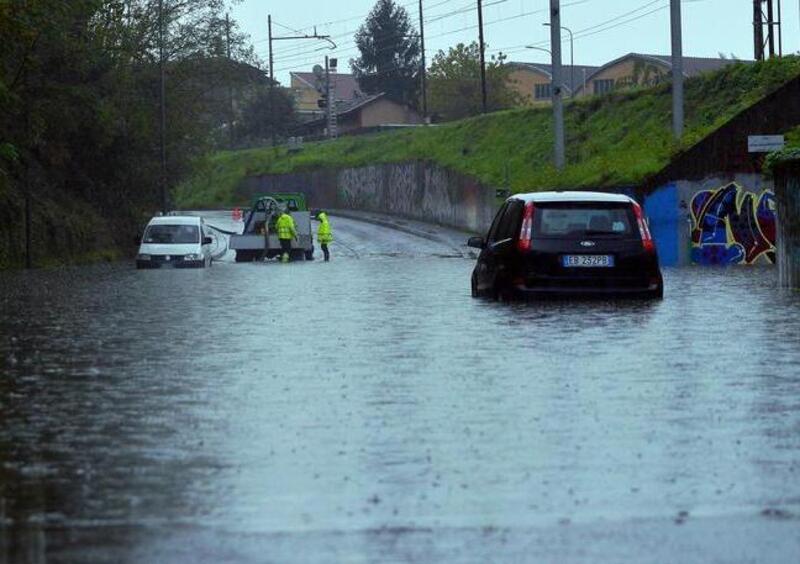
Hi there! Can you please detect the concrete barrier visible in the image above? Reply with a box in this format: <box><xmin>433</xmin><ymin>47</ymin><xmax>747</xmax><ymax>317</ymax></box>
<box><xmin>235</xmin><ymin>161</ymin><xmax>784</xmax><ymax>271</ymax></box>
<box><xmin>236</xmin><ymin>162</ymin><xmax>500</xmax><ymax>235</ymax></box>
<box><xmin>775</xmin><ymin>160</ymin><xmax>800</xmax><ymax>289</ymax></box>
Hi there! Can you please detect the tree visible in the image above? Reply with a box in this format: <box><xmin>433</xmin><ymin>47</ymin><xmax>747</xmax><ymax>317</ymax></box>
<box><xmin>237</xmin><ymin>85</ymin><xmax>297</xmax><ymax>145</ymax></box>
<box><xmin>0</xmin><ymin>0</ymin><xmax>260</xmax><ymax>246</ymax></box>
<box><xmin>428</xmin><ymin>42</ymin><xmax>520</xmax><ymax>121</ymax></box>
<box><xmin>351</xmin><ymin>0</ymin><xmax>420</xmax><ymax>104</ymax></box>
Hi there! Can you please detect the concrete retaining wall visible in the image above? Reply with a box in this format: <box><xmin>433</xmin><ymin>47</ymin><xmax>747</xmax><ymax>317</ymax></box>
<box><xmin>236</xmin><ymin>162</ymin><xmax>499</xmax><ymax>235</ymax></box>
<box><xmin>237</xmin><ymin>161</ymin><xmax>779</xmax><ymax>268</ymax></box>
<box><xmin>646</xmin><ymin>174</ymin><xmax>776</xmax><ymax>267</ymax></box>
<box><xmin>775</xmin><ymin>162</ymin><xmax>800</xmax><ymax>289</ymax></box>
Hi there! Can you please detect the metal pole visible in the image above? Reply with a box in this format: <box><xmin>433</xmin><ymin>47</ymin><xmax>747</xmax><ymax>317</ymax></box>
<box><xmin>226</xmin><ymin>13</ymin><xmax>235</xmax><ymax>146</ymax></box>
<box><xmin>754</xmin><ymin>0</ymin><xmax>764</xmax><ymax>60</ymax></box>
<box><xmin>670</xmin><ymin>0</ymin><xmax>684</xmax><ymax>139</ymax></box>
<box><xmin>583</xmin><ymin>68</ymin><xmax>586</xmax><ymax>95</ymax></box>
<box><xmin>544</xmin><ymin>23</ymin><xmax>574</xmax><ymax>96</ymax></box>
<box><xmin>419</xmin><ymin>0</ymin><xmax>428</xmax><ymax>120</ymax></box>
<box><xmin>568</xmin><ymin>27</ymin><xmax>574</xmax><ymax>98</ymax></box>
<box><xmin>24</xmin><ymin>168</ymin><xmax>31</xmax><ymax>269</ymax></box>
<box><xmin>268</xmin><ymin>14</ymin><xmax>276</xmax><ymax>147</ymax></box>
<box><xmin>780</xmin><ymin>0</ymin><xmax>784</xmax><ymax>57</ymax></box>
<box><xmin>767</xmin><ymin>0</ymin><xmax>776</xmax><ymax>57</ymax></box>
<box><xmin>158</xmin><ymin>0</ymin><xmax>168</xmax><ymax>213</ymax></box>
<box><xmin>549</xmin><ymin>0</ymin><xmax>565</xmax><ymax>170</ymax></box>
<box><xmin>325</xmin><ymin>56</ymin><xmax>331</xmax><ymax>138</ymax></box>
<box><xmin>477</xmin><ymin>0</ymin><xmax>487</xmax><ymax>113</ymax></box>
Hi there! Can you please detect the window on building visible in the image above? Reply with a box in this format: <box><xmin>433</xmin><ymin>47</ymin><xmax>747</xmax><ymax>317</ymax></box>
<box><xmin>593</xmin><ymin>79</ymin><xmax>615</xmax><ymax>95</ymax></box>
<box><xmin>534</xmin><ymin>83</ymin><xmax>552</xmax><ymax>100</ymax></box>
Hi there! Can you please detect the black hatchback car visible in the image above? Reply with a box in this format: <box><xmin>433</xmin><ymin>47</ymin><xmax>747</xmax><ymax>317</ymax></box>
<box><xmin>469</xmin><ymin>191</ymin><xmax>664</xmax><ymax>300</ymax></box>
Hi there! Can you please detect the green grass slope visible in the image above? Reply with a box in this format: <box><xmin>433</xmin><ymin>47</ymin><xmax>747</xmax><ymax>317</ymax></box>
<box><xmin>176</xmin><ymin>57</ymin><xmax>800</xmax><ymax>208</ymax></box>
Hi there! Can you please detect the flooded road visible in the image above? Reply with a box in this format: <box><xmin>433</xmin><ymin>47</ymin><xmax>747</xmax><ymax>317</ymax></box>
<box><xmin>1</xmin><ymin>212</ymin><xmax>799</xmax><ymax>563</ymax></box>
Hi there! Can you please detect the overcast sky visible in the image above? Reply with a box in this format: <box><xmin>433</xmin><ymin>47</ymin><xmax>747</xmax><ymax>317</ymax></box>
<box><xmin>230</xmin><ymin>0</ymin><xmax>800</xmax><ymax>84</ymax></box>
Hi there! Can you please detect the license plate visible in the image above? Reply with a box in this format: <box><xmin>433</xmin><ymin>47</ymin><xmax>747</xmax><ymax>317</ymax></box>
<box><xmin>562</xmin><ymin>255</ymin><xmax>615</xmax><ymax>268</ymax></box>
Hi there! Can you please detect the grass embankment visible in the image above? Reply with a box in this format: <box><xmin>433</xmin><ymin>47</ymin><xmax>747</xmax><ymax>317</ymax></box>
<box><xmin>176</xmin><ymin>57</ymin><xmax>800</xmax><ymax>208</ymax></box>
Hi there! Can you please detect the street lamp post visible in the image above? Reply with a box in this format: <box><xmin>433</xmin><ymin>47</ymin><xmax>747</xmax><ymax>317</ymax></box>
<box><xmin>549</xmin><ymin>0</ymin><xmax>565</xmax><ymax>170</ymax></box>
<box><xmin>477</xmin><ymin>0</ymin><xmax>488</xmax><ymax>113</ymax></box>
<box><xmin>544</xmin><ymin>23</ymin><xmax>574</xmax><ymax>97</ymax></box>
<box><xmin>670</xmin><ymin>0</ymin><xmax>684</xmax><ymax>139</ymax></box>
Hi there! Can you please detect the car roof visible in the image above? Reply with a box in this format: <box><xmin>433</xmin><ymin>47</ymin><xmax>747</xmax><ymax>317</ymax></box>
<box><xmin>510</xmin><ymin>191</ymin><xmax>637</xmax><ymax>204</ymax></box>
<box><xmin>147</xmin><ymin>215</ymin><xmax>201</xmax><ymax>226</ymax></box>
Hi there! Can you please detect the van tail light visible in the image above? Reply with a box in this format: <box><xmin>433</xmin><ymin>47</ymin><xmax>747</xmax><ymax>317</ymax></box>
<box><xmin>632</xmin><ymin>202</ymin><xmax>656</xmax><ymax>254</ymax></box>
<box><xmin>517</xmin><ymin>202</ymin><xmax>536</xmax><ymax>253</ymax></box>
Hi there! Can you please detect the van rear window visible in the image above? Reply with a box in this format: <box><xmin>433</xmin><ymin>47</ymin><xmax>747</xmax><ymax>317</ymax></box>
<box><xmin>534</xmin><ymin>203</ymin><xmax>635</xmax><ymax>239</ymax></box>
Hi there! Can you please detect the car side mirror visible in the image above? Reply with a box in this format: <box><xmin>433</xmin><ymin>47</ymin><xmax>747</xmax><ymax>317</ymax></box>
<box><xmin>467</xmin><ymin>236</ymin><xmax>485</xmax><ymax>249</ymax></box>
<box><xmin>203</xmin><ymin>236</ymin><xmax>213</xmax><ymax>245</ymax></box>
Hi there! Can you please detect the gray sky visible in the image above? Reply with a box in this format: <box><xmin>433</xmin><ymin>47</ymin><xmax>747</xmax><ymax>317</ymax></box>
<box><xmin>230</xmin><ymin>0</ymin><xmax>800</xmax><ymax>84</ymax></box>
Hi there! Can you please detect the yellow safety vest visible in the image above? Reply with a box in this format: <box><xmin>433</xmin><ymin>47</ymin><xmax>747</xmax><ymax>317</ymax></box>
<box><xmin>276</xmin><ymin>213</ymin><xmax>297</xmax><ymax>240</ymax></box>
<box><xmin>317</xmin><ymin>213</ymin><xmax>333</xmax><ymax>244</ymax></box>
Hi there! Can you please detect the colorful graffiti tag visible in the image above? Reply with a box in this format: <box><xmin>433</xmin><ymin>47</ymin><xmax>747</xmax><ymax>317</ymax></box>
<box><xmin>690</xmin><ymin>183</ymin><xmax>777</xmax><ymax>265</ymax></box>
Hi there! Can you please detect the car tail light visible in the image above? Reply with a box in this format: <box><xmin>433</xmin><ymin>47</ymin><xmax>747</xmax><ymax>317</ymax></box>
<box><xmin>632</xmin><ymin>202</ymin><xmax>656</xmax><ymax>254</ymax></box>
<box><xmin>517</xmin><ymin>202</ymin><xmax>536</xmax><ymax>252</ymax></box>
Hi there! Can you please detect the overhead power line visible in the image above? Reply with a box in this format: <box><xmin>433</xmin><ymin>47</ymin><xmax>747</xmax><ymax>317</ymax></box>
<box><xmin>270</xmin><ymin>0</ymin><xmax>589</xmax><ymax>75</ymax></box>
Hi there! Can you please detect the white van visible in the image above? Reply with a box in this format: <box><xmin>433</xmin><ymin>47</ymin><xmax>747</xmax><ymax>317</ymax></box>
<box><xmin>136</xmin><ymin>215</ymin><xmax>213</xmax><ymax>269</ymax></box>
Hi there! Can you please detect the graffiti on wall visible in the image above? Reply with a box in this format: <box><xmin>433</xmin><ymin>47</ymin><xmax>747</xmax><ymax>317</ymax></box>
<box><xmin>690</xmin><ymin>183</ymin><xmax>777</xmax><ymax>265</ymax></box>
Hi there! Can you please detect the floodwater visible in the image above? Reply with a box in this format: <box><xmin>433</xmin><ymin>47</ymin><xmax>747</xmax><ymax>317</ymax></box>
<box><xmin>1</xmin><ymin>214</ymin><xmax>799</xmax><ymax>563</ymax></box>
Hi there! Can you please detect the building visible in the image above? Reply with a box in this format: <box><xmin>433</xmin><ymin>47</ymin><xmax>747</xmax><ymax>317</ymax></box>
<box><xmin>508</xmin><ymin>53</ymin><xmax>749</xmax><ymax>103</ymax></box>
<box><xmin>572</xmin><ymin>53</ymin><xmax>748</xmax><ymax>97</ymax></box>
<box><xmin>290</xmin><ymin>71</ymin><xmax>364</xmax><ymax>122</ymax></box>
<box><xmin>507</xmin><ymin>62</ymin><xmax>600</xmax><ymax>104</ymax></box>
<box><xmin>298</xmin><ymin>93</ymin><xmax>423</xmax><ymax>137</ymax></box>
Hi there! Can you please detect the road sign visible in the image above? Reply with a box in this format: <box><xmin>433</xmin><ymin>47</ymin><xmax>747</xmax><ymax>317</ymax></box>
<box><xmin>748</xmin><ymin>135</ymin><xmax>785</xmax><ymax>153</ymax></box>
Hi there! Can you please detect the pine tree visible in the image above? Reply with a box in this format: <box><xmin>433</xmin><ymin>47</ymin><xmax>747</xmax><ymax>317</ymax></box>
<box><xmin>351</xmin><ymin>0</ymin><xmax>420</xmax><ymax>105</ymax></box>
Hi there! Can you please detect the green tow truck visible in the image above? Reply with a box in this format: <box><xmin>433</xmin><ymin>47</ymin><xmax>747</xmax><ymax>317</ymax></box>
<box><xmin>230</xmin><ymin>193</ymin><xmax>315</xmax><ymax>262</ymax></box>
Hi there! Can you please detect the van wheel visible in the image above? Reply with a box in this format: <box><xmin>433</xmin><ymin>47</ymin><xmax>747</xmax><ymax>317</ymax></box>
<box><xmin>471</xmin><ymin>277</ymin><xmax>479</xmax><ymax>298</ymax></box>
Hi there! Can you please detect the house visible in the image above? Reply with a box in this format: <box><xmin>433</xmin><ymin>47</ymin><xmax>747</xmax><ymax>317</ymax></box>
<box><xmin>507</xmin><ymin>62</ymin><xmax>600</xmax><ymax>104</ymax></box>
<box><xmin>290</xmin><ymin>71</ymin><xmax>364</xmax><ymax>122</ymax></box>
<box><xmin>298</xmin><ymin>93</ymin><xmax>423</xmax><ymax>137</ymax></box>
<box><xmin>508</xmin><ymin>53</ymin><xmax>749</xmax><ymax>103</ymax></box>
<box><xmin>572</xmin><ymin>53</ymin><xmax>749</xmax><ymax>97</ymax></box>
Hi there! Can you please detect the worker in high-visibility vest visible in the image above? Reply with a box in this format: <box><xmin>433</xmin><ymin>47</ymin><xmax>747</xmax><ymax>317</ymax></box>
<box><xmin>317</xmin><ymin>211</ymin><xmax>333</xmax><ymax>261</ymax></box>
<box><xmin>276</xmin><ymin>210</ymin><xmax>297</xmax><ymax>262</ymax></box>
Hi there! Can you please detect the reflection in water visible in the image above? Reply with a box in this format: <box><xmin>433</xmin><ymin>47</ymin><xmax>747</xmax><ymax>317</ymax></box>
<box><xmin>0</xmin><ymin>259</ymin><xmax>799</xmax><ymax>562</ymax></box>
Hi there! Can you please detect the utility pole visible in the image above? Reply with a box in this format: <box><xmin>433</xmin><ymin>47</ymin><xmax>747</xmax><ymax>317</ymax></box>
<box><xmin>324</xmin><ymin>56</ymin><xmax>338</xmax><ymax>139</ymax></box>
<box><xmin>477</xmin><ymin>0</ymin><xmax>487</xmax><ymax>113</ymax></box>
<box><xmin>754</xmin><ymin>1</ymin><xmax>764</xmax><ymax>60</ymax></box>
<box><xmin>419</xmin><ymin>0</ymin><xmax>428</xmax><ymax>120</ymax></box>
<box><xmin>670</xmin><ymin>0</ymin><xmax>684</xmax><ymax>139</ymax></box>
<box><xmin>549</xmin><ymin>0</ymin><xmax>565</xmax><ymax>170</ymax></box>
<box><xmin>268</xmin><ymin>15</ymin><xmax>275</xmax><ymax>147</ymax></box>
<box><xmin>267</xmin><ymin>15</ymin><xmax>335</xmax><ymax>146</ymax></box>
<box><xmin>753</xmin><ymin>1</ymin><xmax>784</xmax><ymax>60</ymax></box>
<box><xmin>23</xmin><ymin>104</ymin><xmax>31</xmax><ymax>269</ymax></box>
<box><xmin>325</xmin><ymin>56</ymin><xmax>331</xmax><ymax>137</ymax></box>
<box><xmin>544</xmin><ymin>23</ymin><xmax>574</xmax><ymax>97</ymax></box>
<box><xmin>225</xmin><ymin>13</ymin><xmax>235</xmax><ymax>146</ymax></box>
<box><xmin>158</xmin><ymin>0</ymin><xmax>168</xmax><ymax>214</ymax></box>
<box><xmin>767</xmin><ymin>0</ymin><xmax>776</xmax><ymax>56</ymax></box>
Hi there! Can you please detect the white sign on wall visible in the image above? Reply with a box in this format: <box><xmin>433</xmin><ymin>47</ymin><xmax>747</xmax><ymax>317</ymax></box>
<box><xmin>748</xmin><ymin>135</ymin><xmax>785</xmax><ymax>153</ymax></box>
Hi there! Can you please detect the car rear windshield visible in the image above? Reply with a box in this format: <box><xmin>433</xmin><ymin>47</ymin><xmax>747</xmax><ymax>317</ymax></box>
<box><xmin>143</xmin><ymin>224</ymin><xmax>199</xmax><ymax>244</ymax></box>
<box><xmin>534</xmin><ymin>203</ymin><xmax>636</xmax><ymax>239</ymax></box>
